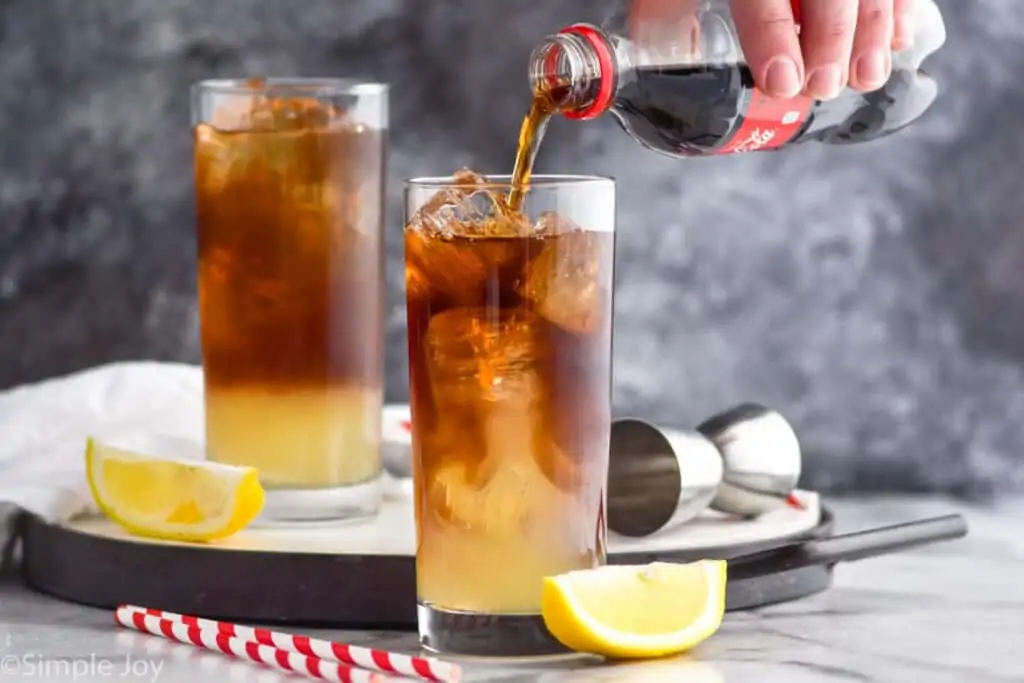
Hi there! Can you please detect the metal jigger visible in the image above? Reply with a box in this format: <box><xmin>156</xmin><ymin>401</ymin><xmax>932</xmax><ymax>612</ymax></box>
<box><xmin>697</xmin><ymin>403</ymin><xmax>803</xmax><ymax>518</ymax></box>
<box><xmin>606</xmin><ymin>402</ymin><xmax>804</xmax><ymax>537</ymax></box>
<box><xmin>607</xmin><ymin>419</ymin><xmax>724</xmax><ymax>537</ymax></box>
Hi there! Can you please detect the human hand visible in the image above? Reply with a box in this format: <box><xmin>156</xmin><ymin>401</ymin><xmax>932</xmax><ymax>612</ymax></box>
<box><xmin>628</xmin><ymin>0</ymin><xmax>916</xmax><ymax>101</ymax></box>
<box><xmin>731</xmin><ymin>0</ymin><xmax>916</xmax><ymax>100</ymax></box>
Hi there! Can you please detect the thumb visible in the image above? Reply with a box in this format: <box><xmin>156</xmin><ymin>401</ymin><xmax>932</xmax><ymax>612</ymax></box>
<box><xmin>730</xmin><ymin>0</ymin><xmax>805</xmax><ymax>98</ymax></box>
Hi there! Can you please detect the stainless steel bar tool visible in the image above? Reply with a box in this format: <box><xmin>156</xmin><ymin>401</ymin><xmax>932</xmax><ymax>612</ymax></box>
<box><xmin>697</xmin><ymin>403</ymin><xmax>803</xmax><ymax>518</ymax></box>
<box><xmin>607</xmin><ymin>402</ymin><xmax>805</xmax><ymax>537</ymax></box>
<box><xmin>607</xmin><ymin>419</ymin><xmax>724</xmax><ymax>537</ymax></box>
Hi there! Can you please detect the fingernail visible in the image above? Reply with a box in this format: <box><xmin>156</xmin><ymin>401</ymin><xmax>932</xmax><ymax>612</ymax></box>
<box><xmin>805</xmin><ymin>64</ymin><xmax>843</xmax><ymax>100</ymax></box>
<box><xmin>763</xmin><ymin>57</ymin><xmax>802</xmax><ymax>98</ymax></box>
<box><xmin>893</xmin><ymin>12</ymin><xmax>915</xmax><ymax>50</ymax></box>
<box><xmin>855</xmin><ymin>49</ymin><xmax>890</xmax><ymax>90</ymax></box>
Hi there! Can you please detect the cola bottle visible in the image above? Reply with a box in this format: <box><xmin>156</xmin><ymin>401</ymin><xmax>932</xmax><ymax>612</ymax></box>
<box><xmin>527</xmin><ymin>0</ymin><xmax>947</xmax><ymax>157</ymax></box>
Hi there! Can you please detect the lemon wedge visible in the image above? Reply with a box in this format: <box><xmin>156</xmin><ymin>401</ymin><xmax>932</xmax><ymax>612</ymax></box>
<box><xmin>541</xmin><ymin>560</ymin><xmax>727</xmax><ymax>659</ymax></box>
<box><xmin>85</xmin><ymin>438</ymin><xmax>264</xmax><ymax>543</ymax></box>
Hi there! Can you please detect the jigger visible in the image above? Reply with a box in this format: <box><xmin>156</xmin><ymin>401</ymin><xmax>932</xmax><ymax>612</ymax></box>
<box><xmin>697</xmin><ymin>403</ymin><xmax>803</xmax><ymax>519</ymax></box>
<box><xmin>607</xmin><ymin>420</ymin><xmax>724</xmax><ymax>537</ymax></box>
<box><xmin>607</xmin><ymin>402</ymin><xmax>804</xmax><ymax>537</ymax></box>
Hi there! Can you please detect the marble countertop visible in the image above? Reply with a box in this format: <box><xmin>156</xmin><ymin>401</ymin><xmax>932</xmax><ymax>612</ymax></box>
<box><xmin>1</xmin><ymin>495</ymin><xmax>1020</xmax><ymax>683</ymax></box>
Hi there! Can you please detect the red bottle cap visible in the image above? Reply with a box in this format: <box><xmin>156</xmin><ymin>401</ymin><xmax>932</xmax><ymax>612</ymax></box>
<box><xmin>557</xmin><ymin>23</ymin><xmax>617</xmax><ymax>121</ymax></box>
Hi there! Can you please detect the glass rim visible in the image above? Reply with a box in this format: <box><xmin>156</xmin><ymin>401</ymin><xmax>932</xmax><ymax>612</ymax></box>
<box><xmin>192</xmin><ymin>78</ymin><xmax>389</xmax><ymax>96</ymax></box>
<box><xmin>405</xmin><ymin>174</ymin><xmax>615</xmax><ymax>191</ymax></box>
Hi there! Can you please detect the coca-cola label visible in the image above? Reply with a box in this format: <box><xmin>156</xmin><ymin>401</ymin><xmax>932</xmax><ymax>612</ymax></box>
<box><xmin>717</xmin><ymin>89</ymin><xmax>815</xmax><ymax>155</ymax></box>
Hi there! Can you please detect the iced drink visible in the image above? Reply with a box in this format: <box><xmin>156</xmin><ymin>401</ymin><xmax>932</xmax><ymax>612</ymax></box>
<box><xmin>404</xmin><ymin>170</ymin><xmax>615</xmax><ymax>655</ymax></box>
<box><xmin>192</xmin><ymin>78</ymin><xmax>387</xmax><ymax>521</ymax></box>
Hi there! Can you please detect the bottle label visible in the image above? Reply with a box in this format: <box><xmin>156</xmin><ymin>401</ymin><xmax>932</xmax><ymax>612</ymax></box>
<box><xmin>717</xmin><ymin>90</ymin><xmax>815</xmax><ymax>155</ymax></box>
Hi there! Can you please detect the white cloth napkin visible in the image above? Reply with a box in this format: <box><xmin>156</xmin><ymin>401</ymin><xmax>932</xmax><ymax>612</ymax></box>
<box><xmin>0</xmin><ymin>361</ymin><xmax>207</xmax><ymax>547</ymax></box>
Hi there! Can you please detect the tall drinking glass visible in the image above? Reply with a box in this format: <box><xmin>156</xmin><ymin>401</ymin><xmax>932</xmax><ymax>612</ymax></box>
<box><xmin>404</xmin><ymin>172</ymin><xmax>615</xmax><ymax>656</ymax></box>
<box><xmin>191</xmin><ymin>78</ymin><xmax>388</xmax><ymax>522</ymax></box>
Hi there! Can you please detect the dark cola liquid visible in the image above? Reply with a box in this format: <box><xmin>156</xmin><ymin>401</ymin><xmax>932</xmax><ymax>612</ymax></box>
<box><xmin>611</xmin><ymin>63</ymin><xmax>933</xmax><ymax>157</ymax></box>
<box><xmin>508</xmin><ymin>89</ymin><xmax>563</xmax><ymax>211</ymax></box>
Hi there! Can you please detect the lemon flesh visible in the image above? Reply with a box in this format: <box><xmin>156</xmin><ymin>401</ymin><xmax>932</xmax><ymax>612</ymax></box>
<box><xmin>541</xmin><ymin>560</ymin><xmax>727</xmax><ymax>659</ymax></box>
<box><xmin>85</xmin><ymin>438</ymin><xmax>264</xmax><ymax>543</ymax></box>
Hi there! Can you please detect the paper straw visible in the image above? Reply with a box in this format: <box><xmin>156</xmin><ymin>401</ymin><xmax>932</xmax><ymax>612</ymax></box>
<box><xmin>115</xmin><ymin>609</ymin><xmax>395</xmax><ymax>683</ymax></box>
<box><xmin>115</xmin><ymin>605</ymin><xmax>461</xmax><ymax>683</ymax></box>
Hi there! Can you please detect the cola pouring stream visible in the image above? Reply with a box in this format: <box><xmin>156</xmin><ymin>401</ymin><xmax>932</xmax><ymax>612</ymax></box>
<box><xmin>510</xmin><ymin>0</ymin><xmax>947</xmax><ymax>203</ymax></box>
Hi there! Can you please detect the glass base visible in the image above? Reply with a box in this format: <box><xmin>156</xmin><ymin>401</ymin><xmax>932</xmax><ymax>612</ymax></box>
<box><xmin>418</xmin><ymin>603</ymin><xmax>573</xmax><ymax>657</ymax></box>
<box><xmin>255</xmin><ymin>476</ymin><xmax>382</xmax><ymax>523</ymax></box>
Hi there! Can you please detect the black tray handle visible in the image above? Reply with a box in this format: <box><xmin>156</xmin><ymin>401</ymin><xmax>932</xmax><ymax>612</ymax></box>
<box><xmin>728</xmin><ymin>514</ymin><xmax>968</xmax><ymax>578</ymax></box>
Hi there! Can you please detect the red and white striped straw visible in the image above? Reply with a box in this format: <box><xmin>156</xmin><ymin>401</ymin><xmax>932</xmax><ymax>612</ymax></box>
<box><xmin>115</xmin><ymin>605</ymin><xmax>462</xmax><ymax>683</ymax></box>
<box><xmin>115</xmin><ymin>609</ymin><xmax>393</xmax><ymax>683</ymax></box>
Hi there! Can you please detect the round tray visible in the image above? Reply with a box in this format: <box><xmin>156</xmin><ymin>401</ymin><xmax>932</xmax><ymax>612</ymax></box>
<box><xmin>18</xmin><ymin>485</ymin><xmax>834</xmax><ymax>628</ymax></box>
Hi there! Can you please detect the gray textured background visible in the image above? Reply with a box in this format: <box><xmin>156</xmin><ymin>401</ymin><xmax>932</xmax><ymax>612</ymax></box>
<box><xmin>0</xmin><ymin>0</ymin><xmax>1021</xmax><ymax>496</ymax></box>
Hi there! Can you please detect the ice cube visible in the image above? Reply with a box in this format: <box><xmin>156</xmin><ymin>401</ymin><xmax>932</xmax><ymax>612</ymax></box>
<box><xmin>404</xmin><ymin>168</ymin><xmax>533</xmax><ymax>309</ymax></box>
<box><xmin>422</xmin><ymin>306</ymin><xmax>583</xmax><ymax>527</ymax></box>
<box><xmin>208</xmin><ymin>86</ymin><xmax>264</xmax><ymax>132</ymax></box>
<box><xmin>531</xmin><ymin>210</ymin><xmax>578</xmax><ymax>236</ymax></box>
<box><xmin>520</xmin><ymin>226</ymin><xmax>611</xmax><ymax>335</ymax></box>
<box><xmin>248</xmin><ymin>96</ymin><xmax>339</xmax><ymax>132</ymax></box>
<box><xmin>407</xmin><ymin>168</ymin><xmax>531</xmax><ymax>238</ymax></box>
<box><xmin>425</xmin><ymin>307</ymin><xmax>546</xmax><ymax>408</ymax></box>
<box><xmin>535</xmin><ymin>435</ymin><xmax>583</xmax><ymax>493</ymax></box>
<box><xmin>419</xmin><ymin>188</ymin><xmax>504</xmax><ymax>236</ymax></box>
<box><xmin>406</xmin><ymin>168</ymin><xmax>488</xmax><ymax>236</ymax></box>
<box><xmin>428</xmin><ymin>397</ymin><xmax>563</xmax><ymax>535</ymax></box>
<box><xmin>192</xmin><ymin>122</ymin><xmax>316</xmax><ymax>203</ymax></box>
<box><xmin>404</xmin><ymin>232</ymin><xmax>490</xmax><ymax>308</ymax></box>
<box><xmin>404</xmin><ymin>228</ymin><xmax>527</xmax><ymax>309</ymax></box>
<box><xmin>441</xmin><ymin>188</ymin><xmax>502</xmax><ymax>224</ymax></box>
<box><xmin>209</xmin><ymin>81</ymin><xmax>344</xmax><ymax>133</ymax></box>
<box><xmin>194</xmin><ymin>123</ymin><xmax>248</xmax><ymax>194</ymax></box>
